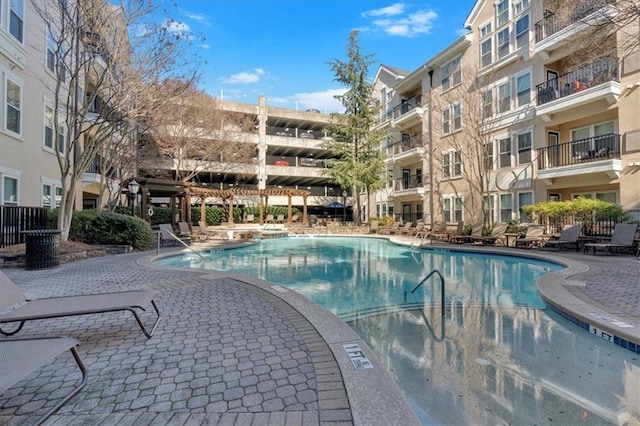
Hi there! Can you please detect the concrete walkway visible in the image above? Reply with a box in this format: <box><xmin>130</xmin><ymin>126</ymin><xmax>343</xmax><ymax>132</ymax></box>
<box><xmin>0</xmin><ymin>238</ymin><xmax>638</xmax><ymax>425</ymax></box>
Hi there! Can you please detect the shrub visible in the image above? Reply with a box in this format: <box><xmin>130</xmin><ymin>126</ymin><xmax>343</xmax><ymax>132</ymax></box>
<box><xmin>191</xmin><ymin>207</ymin><xmax>224</xmax><ymax>225</ymax></box>
<box><xmin>84</xmin><ymin>212</ymin><xmax>153</xmax><ymax>250</ymax></box>
<box><xmin>69</xmin><ymin>209</ymin><xmax>101</xmax><ymax>241</ymax></box>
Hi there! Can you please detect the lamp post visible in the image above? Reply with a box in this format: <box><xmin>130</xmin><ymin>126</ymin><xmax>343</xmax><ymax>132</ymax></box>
<box><xmin>128</xmin><ymin>180</ymin><xmax>140</xmax><ymax>217</ymax></box>
<box><xmin>342</xmin><ymin>190</ymin><xmax>347</xmax><ymax>222</ymax></box>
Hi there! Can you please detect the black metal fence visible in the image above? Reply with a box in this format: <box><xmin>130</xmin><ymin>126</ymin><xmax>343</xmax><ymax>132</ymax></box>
<box><xmin>0</xmin><ymin>206</ymin><xmax>50</xmax><ymax>248</ymax></box>
<box><xmin>538</xmin><ymin>213</ymin><xmax>624</xmax><ymax>237</ymax></box>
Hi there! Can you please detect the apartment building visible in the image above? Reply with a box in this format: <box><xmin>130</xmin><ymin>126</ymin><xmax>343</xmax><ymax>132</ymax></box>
<box><xmin>371</xmin><ymin>0</ymin><xmax>640</xmax><ymax>227</ymax></box>
<box><xmin>0</xmin><ymin>0</ymin><xmax>129</xmax><ymax>212</ymax></box>
<box><xmin>170</xmin><ymin>96</ymin><xmax>348</xmax><ymax>216</ymax></box>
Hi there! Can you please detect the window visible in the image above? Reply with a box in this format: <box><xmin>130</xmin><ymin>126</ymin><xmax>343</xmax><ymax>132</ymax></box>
<box><xmin>480</xmin><ymin>38</ymin><xmax>492</xmax><ymax>68</ymax></box>
<box><xmin>515</xmin><ymin>14</ymin><xmax>530</xmax><ymax>49</ymax></box>
<box><xmin>10</xmin><ymin>0</ymin><xmax>24</xmax><ymax>42</ymax></box>
<box><xmin>2</xmin><ymin>176</ymin><xmax>18</xmax><ymax>205</ymax></box>
<box><xmin>443</xmin><ymin>150</ymin><xmax>462</xmax><ymax>178</ymax></box>
<box><xmin>498</xmin><ymin>82</ymin><xmax>511</xmax><ymax>113</ymax></box>
<box><xmin>441</xmin><ymin>56</ymin><xmax>461</xmax><ymax>91</ymax></box>
<box><xmin>5</xmin><ymin>78</ymin><xmax>22</xmax><ymax>135</ymax></box>
<box><xmin>573</xmin><ymin>192</ymin><xmax>618</xmax><ymax>204</ymax></box>
<box><xmin>47</xmin><ymin>25</ymin><xmax>56</xmax><ymax>72</ymax></box>
<box><xmin>483</xmin><ymin>195</ymin><xmax>495</xmax><ymax>224</ymax></box>
<box><xmin>496</xmin><ymin>0</ymin><xmax>509</xmax><ymax>27</ymax></box>
<box><xmin>499</xmin><ymin>137</ymin><xmax>512</xmax><ymax>168</ymax></box>
<box><xmin>517</xmin><ymin>132</ymin><xmax>532</xmax><ymax>164</ymax></box>
<box><xmin>497</xmin><ymin>28</ymin><xmax>510</xmax><ymax>59</ymax></box>
<box><xmin>480</xmin><ymin>22</ymin><xmax>492</xmax><ymax>38</ymax></box>
<box><xmin>513</xmin><ymin>0</ymin><xmax>530</xmax><ymax>16</ymax></box>
<box><xmin>42</xmin><ymin>185</ymin><xmax>53</xmax><ymax>208</ymax></box>
<box><xmin>518</xmin><ymin>192</ymin><xmax>533</xmax><ymax>222</ymax></box>
<box><xmin>442</xmin><ymin>108</ymin><xmax>450</xmax><ymax>135</ymax></box>
<box><xmin>416</xmin><ymin>168</ymin><xmax>423</xmax><ymax>185</ymax></box>
<box><xmin>483</xmin><ymin>90</ymin><xmax>493</xmax><ymax>119</ymax></box>
<box><xmin>42</xmin><ymin>183</ymin><xmax>62</xmax><ymax>208</ymax></box>
<box><xmin>44</xmin><ymin>105</ymin><xmax>65</xmax><ymax>153</ymax></box>
<box><xmin>500</xmin><ymin>193</ymin><xmax>513</xmax><ymax>222</ymax></box>
<box><xmin>442</xmin><ymin>103</ymin><xmax>461</xmax><ymax>135</ymax></box>
<box><xmin>443</xmin><ymin>195</ymin><xmax>464</xmax><ymax>223</ymax></box>
<box><xmin>483</xmin><ymin>142</ymin><xmax>494</xmax><ymax>171</ymax></box>
<box><xmin>516</xmin><ymin>73</ymin><xmax>531</xmax><ymax>106</ymax></box>
<box><xmin>55</xmin><ymin>187</ymin><xmax>62</xmax><ymax>207</ymax></box>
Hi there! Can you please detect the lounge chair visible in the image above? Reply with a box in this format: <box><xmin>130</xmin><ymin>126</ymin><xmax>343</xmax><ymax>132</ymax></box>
<box><xmin>583</xmin><ymin>223</ymin><xmax>638</xmax><ymax>255</ymax></box>
<box><xmin>380</xmin><ymin>222</ymin><xmax>400</xmax><ymax>235</ymax></box>
<box><xmin>369</xmin><ymin>220</ymin><xmax>379</xmax><ymax>234</ymax></box>
<box><xmin>474</xmin><ymin>223</ymin><xmax>508</xmax><ymax>245</ymax></box>
<box><xmin>276</xmin><ymin>214</ymin><xmax>285</xmax><ymax>223</ymax></box>
<box><xmin>158</xmin><ymin>223</ymin><xmax>191</xmax><ymax>246</ymax></box>
<box><xmin>245</xmin><ymin>214</ymin><xmax>255</xmax><ymax>223</ymax></box>
<box><xmin>398</xmin><ymin>222</ymin><xmax>413</xmax><ymax>235</ymax></box>
<box><xmin>0</xmin><ymin>337</ymin><xmax>87</xmax><ymax>425</ymax></box>
<box><xmin>0</xmin><ymin>271</ymin><xmax>161</xmax><ymax>338</ymax></box>
<box><xmin>541</xmin><ymin>225</ymin><xmax>582</xmax><ymax>251</ymax></box>
<box><xmin>196</xmin><ymin>221</ymin><xmax>210</xmax><ymax>242</ymax></box>
<box><xmin>426</xmin><ymin>221</ymin><xmax>449</xmax><ymax>241</ymax></box>
<box><xmin>409</xmin><ymin>222</ymin><xmax>426</xmax><ymax>237</ymax></box>
<box><xmin>266</xmin><ymin>214</ymin><xmax>275</xmax><ymax>223</ymax></box>
<box><xmin>178</xmin><ymin>221</ymin><xmax>195</xmax><ymax>241</ymax></box>
<box><xmin>450</xmin><ymin>222</ymin><xmax>484</xmax><ymax>244</ymax></box>
<box><xmin>514</xmin><ymin>225</ymin><xmax>545</xmax><ymax>248</ymax></box>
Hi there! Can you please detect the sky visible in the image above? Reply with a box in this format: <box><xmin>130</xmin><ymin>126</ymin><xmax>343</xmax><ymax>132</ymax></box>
<box><xmin>163</xmin><ymin>1</ymin><xmax>477</xmax><ymax>113</ymax></box>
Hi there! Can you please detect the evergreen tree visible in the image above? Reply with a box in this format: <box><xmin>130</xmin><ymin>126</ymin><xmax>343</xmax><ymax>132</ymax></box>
<box><xmin>324</xmin><ymin>30</ymin><xmax>387</xmax><ymax>223</ymax></box>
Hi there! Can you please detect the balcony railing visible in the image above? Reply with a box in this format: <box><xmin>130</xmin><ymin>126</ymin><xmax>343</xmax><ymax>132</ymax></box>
<box><xmin>392</xmin><ymin>95</ymin><xmax>422</xmax><ymax>119</ymax></box>
<box><xmin>394</xmin><ymin>174</ymin><xmax>424</xmax><ymax>191</ymax></box>
<box><xmin>536</xmin><ymin>58</ymin><xmax>618</xmax><ymax>105</ymax></box>
<box><xmin>534</xmin><ymin>0</ymin><xmax>615</xmax><ymax>42</ymax></box>
<box><xmin>389</xmin><ymin>136</ymin><xmax>424</xmax><ymax>155</ymax></box>
<box><xmin>536</xmin><ymin>133</ymin><xmax>620</xmax><ymax>170</ymax></box>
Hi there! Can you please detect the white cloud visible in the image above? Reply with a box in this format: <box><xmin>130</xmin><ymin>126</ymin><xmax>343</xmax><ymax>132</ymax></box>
<box><xmin>221</xmin><ymin>68</ymin><xmax>266</xmax><ymax>84</ymax></box>
<box><xmin>362</xmin><ymin>4</ymin><xmax>437</xmax><ymax>37</ymax></box>
<box><xmin>163</xmin><ymin>20</ymin><xmax>192</xmax><ymax>38</ymax></box>
<box><xmin>185</xmin><ymin>12</ymin><xmax>211</xmax><ymax>27</ymax></box>
<box><xmin>199</xmin><ymin>43</ymin><xmax>211</xmax><ymax>49</ymax></box>
<box><xmin>362</xmin><ymin>3</ymin><xmax>405</xmax><ymax>18</ymax></box>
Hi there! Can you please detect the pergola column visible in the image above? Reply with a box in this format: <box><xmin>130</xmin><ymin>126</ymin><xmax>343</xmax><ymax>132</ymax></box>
<box><xmin>287</xmin><ymin>195</ymin><xmax>292</xmax><ymax>225</ymax></box>
<box><xmin>303</xmin><ymin>196</ymin><xmax>308</xmax><ymax>224</ymax></box>
<box><xmin>228</xmin><ymin>196</ymin><xmax>234</xmax><ymax>225</ymax></box>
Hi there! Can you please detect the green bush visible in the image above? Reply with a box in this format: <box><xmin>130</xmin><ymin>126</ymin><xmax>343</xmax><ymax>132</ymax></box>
<box><xmin>69</xmin><ymin>209</ymin><xmax>101</xmax><ymax>241</ymax></box>
<box><xmin>148</xmin><ymin>207</ymin><xmax>173</xmax><ymax>225</ymax></box>
<box><xmin>191</xmin><ymin>207</ymin><xmax>224</xmax><ymax>225</ymax></box>
<box><xmin>83</xmin><ymin>212</ymin><xmax>153</xmax><ymax>250</ymax></box>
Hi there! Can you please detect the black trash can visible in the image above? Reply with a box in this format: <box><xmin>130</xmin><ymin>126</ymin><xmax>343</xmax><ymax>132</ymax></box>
<box><xmin>22</xmin><ymin>230</ymin><xmax>61</xmax><ymax>270</ymax></box>
<box><xmin>308</xmin><ymin>215</ymin><xmax>318</xmax><ymax>227</ymax></box>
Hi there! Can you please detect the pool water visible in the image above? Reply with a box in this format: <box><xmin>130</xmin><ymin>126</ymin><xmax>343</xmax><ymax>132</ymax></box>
<box><xmin>156</xmin><ymin>237</ymin><xmax>640</xmax><ymax>424</ymax></box>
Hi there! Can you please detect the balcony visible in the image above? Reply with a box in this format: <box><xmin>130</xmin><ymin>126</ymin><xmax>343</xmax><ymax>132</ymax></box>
<box><xmin>387</xmin><ymin>136</ymin><xmax>425</xmax><ymax>165</ymax></box>
<box><xmin>536</xmin><ymin>133</ymin><xmax>622</xmax><ymax>181</ymax></box>
<box><xmin>391</xmin><ymin>95</ymin><xmax>423</xmax><ymax>128</ymax></box>
<box><xmin>534</xmin><ymin>0</ymin><xmax>616</xmax><ymax>58</ymax></box>
<box><xmin>393</xmin><ymin>174</ymin><xmax>425</xmax><ymax>198</ymax></box>
<box><xmin>535</xmin><ymin>59</ymin><xmax>620</xmax><ymax>122</ymax></box>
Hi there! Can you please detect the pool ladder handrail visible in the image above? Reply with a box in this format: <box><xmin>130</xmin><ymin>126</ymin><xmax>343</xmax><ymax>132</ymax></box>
<box><xmin>156</xmin><ymin>229</ymin><xmax>207</xmax><ymax>262</ymax></box>
<box><xmin>408</xmin><ymin>269</ymin><xmax>445</xmax><ymax>316</ymax></box>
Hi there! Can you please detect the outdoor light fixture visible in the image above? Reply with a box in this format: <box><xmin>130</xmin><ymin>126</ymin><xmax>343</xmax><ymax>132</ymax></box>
<box><xmin>128</xmin><ymin>180</ymin><xmax>140</xmax><ymax>217</ymax></box>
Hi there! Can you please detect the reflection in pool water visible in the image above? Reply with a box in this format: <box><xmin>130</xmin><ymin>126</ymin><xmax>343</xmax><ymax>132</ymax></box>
<box><xmin>156</xmin><ymin>237</ymin><xmax>640</xmax><ymax>424</ymax></box>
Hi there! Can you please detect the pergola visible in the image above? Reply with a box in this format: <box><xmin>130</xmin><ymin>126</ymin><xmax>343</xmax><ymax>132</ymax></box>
<box><xmin>188</xmin><ymin>186</ymin><xmax>311</xmax><ymax>225</ymax></box>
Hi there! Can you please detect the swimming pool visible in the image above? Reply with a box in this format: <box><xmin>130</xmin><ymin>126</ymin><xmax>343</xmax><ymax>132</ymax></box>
<box><xmin>156</xmin><ymin>237</ymin><xmax>640</xmax><ymax>424</ymax></box>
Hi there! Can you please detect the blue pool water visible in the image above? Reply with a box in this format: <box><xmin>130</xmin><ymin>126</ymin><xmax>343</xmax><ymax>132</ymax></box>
<box><xmin>156</xmin><ymin>237</ymin><xmax>640</xmax><ymax>425</ymax></box>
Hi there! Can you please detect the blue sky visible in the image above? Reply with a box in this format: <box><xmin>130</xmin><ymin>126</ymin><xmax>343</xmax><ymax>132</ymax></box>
<box><xmin>166</xmin><ymin>1</ymin><xmax>477</xmax><ymax>112</ymax></box>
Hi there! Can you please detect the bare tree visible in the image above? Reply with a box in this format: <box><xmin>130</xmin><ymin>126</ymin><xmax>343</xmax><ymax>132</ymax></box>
<box><xmin>431</xmin><ymin>66</ymin><xmax>535</xmax><ymax>225</ymax></box>
<box><xmin>31</xmin><ymin>0</ymin><xmax>201</xmax><ymax>240</ymax></box>
<box><xmin>139</xmin><ymin>83</ymin><xmax>257</xmax><ymax>183</ymax></box>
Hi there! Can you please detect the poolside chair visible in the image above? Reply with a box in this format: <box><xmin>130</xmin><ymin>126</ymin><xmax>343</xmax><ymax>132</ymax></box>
<box><xmin>450</xmin><ymin>222</ymin><xmax>484</xmax><ymax>244</ymax></box>
<box><xmin>196</xmin><ymin>221</ymin><xmax>210</xmax><ymax>242</ymax></box>
<box><xmin>583</xmin><ymin>223</ymin><xmax>638</xmax><ymax>255</ymax></box>
<box><xmin>409</xmin><ymin>222</ymin><xmax>426</xmax><ymax>237</ymax></box>
<box><xmin>158</xmin><ymin>223</ymin><xmax>191</xmax><ymax>247</ymax></box>
<box><xmin>541</xmin><ymin>225</ymin><xmax>583</xmax><ymax>251</ymax></box>
<box><xmin>245</xmin><ymin>214</ymin><xmax>255</xmax><ymax>223</ymax></box>
<box><xmin>426</xmin><ymin>221</ymin><xmax>449</xmax><ymax>241</ymax></box>
<box><xmin>380</xmin><ymin>222</ymin><xmax>400</xmax><ymax>235</ymax></box>
<box><xmin>514</xmin><ymin>225</ymin><xmax>545</xmax><ymax>248</ymax></box>
<box><xmin>0</xmin><ymin>270</ymin><xmax>161</xmax><ymax>338</ymax></box>
<box><xmin>178</xmin><ymin>221</ymin><xmax>195</xmax><ymax>241</ymax></box>
<box><xmin>369</xmin><ymin>220</ymin><xmax>379</xmax><ymax>234</ymax></box>
<box><xmin>266</xmin><ymin>214</ymin><xmax>275</xmax><ymax>223</ymax></box>
<box><xmin>474</xmin><ymin>223</ymin><xmax>508</xmax><ymax>245</ymax></box>
<box><xmin>0</xmin><ymin>337</ymin><xmax>88</xmax><ymax>425</ymax></box>
<box><xmin>276</xmin><ymin>214</ymin><xmax>285</xmax><ymax>223</ymax></box>
<box><xmin>398</xmin><ymin>222</ymin><xmax>413</xmax><ymax>235</ymax></box>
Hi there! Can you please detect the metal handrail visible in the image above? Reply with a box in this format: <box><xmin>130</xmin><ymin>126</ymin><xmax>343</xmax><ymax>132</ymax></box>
<box><xmin>156</xmin><ymin>229</ymin><xmax>206</xmax><ymax>262</ymax></box>
<box><xmin>408</xmin><ymin>269</ymin><xmax>445</xmax><ymax>316</ymax></box>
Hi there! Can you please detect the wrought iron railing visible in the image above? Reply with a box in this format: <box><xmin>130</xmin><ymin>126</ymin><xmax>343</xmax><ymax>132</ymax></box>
<box><xmin>0</xmin><ymin>206</ymin><xmax>50</xmax><ymax>248</ymax></box>
<box><xmin>392</xmin><ymin>95</ymin><xmax>422</xmax><ymax>119</ymax></box>
<box><xmin>394</xmin><ymin>174</ymin><xmax>425</xmax><ymax>191</ymax></box>
<box><xmin>536</xmin><ymin>58</ymin><xmax>618</xmax><ymax>105</ymax></box>
<box><xmin>390</xmin><ymin>136</ymin><xmax>424</xmax><ymax>155</ymax></box>
<box><xmin>534</xmin><ymin>0</ymin><xmax>615</xmax><ymax>42</ymax></box>
<box><xmin>536</xmin><ymin>133</ymin><xmax>620</xmax><ymax>170</ymax></box>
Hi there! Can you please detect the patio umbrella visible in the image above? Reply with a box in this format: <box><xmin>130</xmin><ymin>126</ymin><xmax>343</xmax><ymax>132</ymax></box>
<box><xmin>324</xmin><ymin>201</ymin><xmax>345</xmax><ymax>217</ymax></box>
